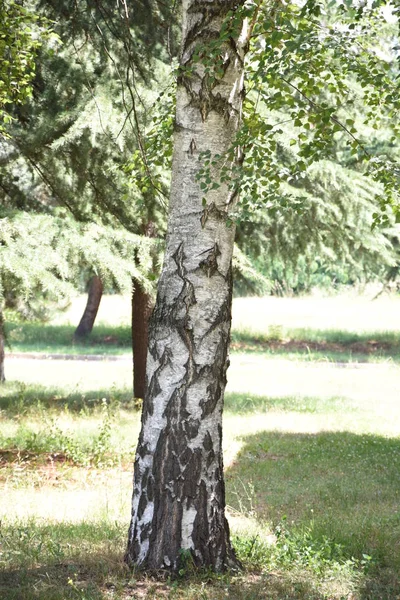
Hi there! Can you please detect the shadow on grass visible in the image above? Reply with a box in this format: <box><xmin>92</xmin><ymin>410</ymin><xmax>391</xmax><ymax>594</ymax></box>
<box><xmin>0</xmin><ymin>521</ymin><xmax>126</xmax><ymax>600</ymax></box>
<box><xmin>0</xmin><ymin>381</ymin><xmax>135</xmax><ymax>415</ymax></box>
<box><xmin>0</xmin><ymin>522</ymin><xmax>337</xmax><ymax>600</ymax></box>
<box><xmin>1</xmin><ymin>519</ymin><xmax>397</xmax><ymax>599</ymax></box>
<box><xmin>226</xmin><ymin>430</ymin><xmax>400</xmax><ymax>599</ymax></box>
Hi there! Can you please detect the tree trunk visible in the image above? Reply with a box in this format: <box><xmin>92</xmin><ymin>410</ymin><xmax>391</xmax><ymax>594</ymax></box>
<box><xmin>126</xmin><ymin>0</ymin><xmax>248</xmax><ymax>572</ymax></box>
<box><xmin>132</xmin><ymin>280</ymin><xmax>153</xmax><ymax>399</ymax></box>
<box><xmin>74</xmin><ymin>275</ymin><xmax>103</xmax><ymax>338</ymax></box>
<box><xmin>0</xmin><ymin>313</ymin><xmax>5</xmax><ymax>383</ymax></box>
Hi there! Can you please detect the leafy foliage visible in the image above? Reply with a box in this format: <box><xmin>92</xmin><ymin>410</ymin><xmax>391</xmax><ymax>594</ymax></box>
<box><xmin>129</xmin><ymin>1</ymin><xmax>400</xmax><ymax>293</ymax></box>
<box><xmin>0</xmin><ymin>1</ymin><xmax>54</xmax><ymax>132</ymax></box>
<box><xmin>0</xmin><ymin>0</ymin><xmax>175</xmax><ymax>319</ymax></box>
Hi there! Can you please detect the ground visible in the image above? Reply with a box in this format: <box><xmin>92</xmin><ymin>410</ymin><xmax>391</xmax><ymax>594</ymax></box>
<box><xmin>0</xmin><ymin>291</ymin><xmax>400</xmax><ymax>599</ymax></box>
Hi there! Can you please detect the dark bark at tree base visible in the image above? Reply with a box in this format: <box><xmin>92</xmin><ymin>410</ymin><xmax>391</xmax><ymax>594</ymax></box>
<box><xmin>125</xmin><ymin>264</ymin><xmax>240</xmax><ymax>573</ymax></box>
<box><xmin>132</xmin><ymin>280</ymin><xmax>153</xmax><ymax>399</ymax></box>
<box><xmin>74</xmin><ymin>276</ymin><xmax>103</xmax><ymax>338</ymax></box>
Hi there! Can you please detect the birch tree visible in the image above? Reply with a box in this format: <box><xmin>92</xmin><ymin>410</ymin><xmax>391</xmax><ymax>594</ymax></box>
<box><xmin>125</xmin><ymin>0</ymin><xmax>250</xmax><ymax>572</ymax></box>
<box><xmin>125</xmin><ymin>0</ymin><xmax>400</xmax><ymax>573</ymax></box>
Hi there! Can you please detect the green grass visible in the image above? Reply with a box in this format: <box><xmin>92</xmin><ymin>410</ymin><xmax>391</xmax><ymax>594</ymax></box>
<box><xmin>5</xmin><ymin>322</ymin><xmax>132</xmax><ymax>356</ymax></box>
<box><xmin>231</xmin><ymin>327</ymin><xmax>400</xmax><ymax>362</ymax></box>
<box><xmin>226</xmin><ymin>431</ymin><xmax>400</xmax><ymax>566</ymax></box>
<box><xmin>1</xmin><ymin>373</ymin><xmax>399</xmax><ymax>598</ymax></box>
<box><xmin>0</xmin><ymin>517</ymin><xmax>378</xmax><ymax>599</ymax></box>
<box><xmin>6</xmin><ymin>319</ymin><xmax>400</xmax><ymax>362</ymax></box>
<box><xmin>1</xmin><ymin>293</ymin><xmax>400</xmax><ymax>598</ymax></box>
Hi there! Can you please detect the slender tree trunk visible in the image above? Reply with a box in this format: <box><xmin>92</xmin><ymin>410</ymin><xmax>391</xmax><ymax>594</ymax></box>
<box><xmin>74</xmin><ymin>275</ymin><xmax>103</xmax><ymax>338</ymax></box>
<box><xmin>132</xmin><ymin>280</ymin><xmax>153</xmax><ymax>399</ymax></box>
<box><xmin>126</xmin><ymin>0</ymin><xmax>248</xmax><ymax>572</ymax></box>
<box><xmin>0</xmin><ymin>313</ymin><xmax>5</xmax><ymax>383</ymax></box>
<box><xmin>131</xmin><ymin>222</ymin><xmax>157</xmax><ymax>399</ymax></box>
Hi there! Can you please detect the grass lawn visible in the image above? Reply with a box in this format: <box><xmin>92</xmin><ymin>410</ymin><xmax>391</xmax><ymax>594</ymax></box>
<box><xmin>5</xmin><ymin>290</ymin><xmax>400</xmax><ymax>361</ymax></box>
<box><xmin>1</xmin><ymin>292</ymin><xmax>400</xmax><ymax>598</ymax></box>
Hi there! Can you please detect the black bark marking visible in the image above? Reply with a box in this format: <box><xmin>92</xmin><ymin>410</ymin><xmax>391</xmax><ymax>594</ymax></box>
<box><xmin>203</xmin><ymin>432</ymin><xmax>213</xmax><ymax>452</ymax></box>
<box><xmin>184</xmin><ymin>418</ymin><xmax>201</xmax><ymax>439</ymax></box>
<box><xmin>207</xmin><ymin>448</ymin><xmax>216</xmax><ymax>468</ymax></box>
<box><xmin>136</xmin><ymin>441</ymin><xmax>151</xmax><ymax>461</ymax></box>
<box><xmin>145</xmin><ymin>345</ymin><xmax>173</xmax><ymax>417</ymax></box>
<box><xmin>147</xmin><ymin>475</ymin><xmax>155</xmax><ymax>503</ymax></box>
<box><xmin>141</xmin><ymin>468</ymin><xmax>149</xmax><ymax>492</ymax></box>
<box><xmin>182</xmin><ymin>448</ymin><xmax>202</xmax><ymax>498</ymax></box>
<box><xmin>199</xmin><ymin>243</ymin><xmax>221</xmax><ymax>278</ymax></box>
<box><xmin>188</xmin><ymin>138</ymin><xmax>197</xmax><ymax>155</ymax></box>
<box><xmin>191</xmin><ymin>480</ymin><xmax>210</xmax><ymax>565</ymax></box>
<box><xmin>179</xmin><ymin>1</ymin><xmax>245</xmax><ymax>122</ymax></box>
<box><xmin>179</xmin><ymin>447</ymin><xmax>193</xmax><ymax>471</ymax></box>
<box><xmin>200</xmin><ymin>201</ymin><xmax>227</xmax><ymax>228</ymax></box>
<box><xmin>140</xmin><ymin>521</ymin><xmax>152</xmax><ymax>543</ymax></box>
<box><xmin>149</xmin><ymin>432</ymin><xmax>184</xmax><ymax>568</ymax></box>
<box><xmin>200</xmin><ymin>266</ymin><xmax>232</xmax><ymax>340</ymax></box>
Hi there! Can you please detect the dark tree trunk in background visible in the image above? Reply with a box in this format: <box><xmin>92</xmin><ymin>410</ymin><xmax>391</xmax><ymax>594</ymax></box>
<box><xmin>131</xmin><ymin>281</ymin><xmax>153</xmax><ymax>399</ymax></box>
<box><xmin>131</xmin><ymin>221</ymin><xmax>157</xmax><ymax>399</ymax></box>
<box><xmin>74</xmin><ymin>276</ymin><xmax>103</xmax><ymax>338</ymax></box>
<box><xmin>0</xmin><ymin>313</ymin><xmax>5</xmax><ymax>383</ymax></box>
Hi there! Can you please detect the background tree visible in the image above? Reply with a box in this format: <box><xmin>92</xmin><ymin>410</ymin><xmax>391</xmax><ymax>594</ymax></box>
<box><xmin>0</xmin><ymin>0</ymin><xmax>175</xmax><ymax>393</ymax></box>
<box><xmin>74</xmin><ymin>275</ymin><xmax>104</xmax><ymax>339</ymax></box>
<box><xmin>0</xmin><ymin>210</ymin><xmax>154</xmax><ymax>380</ymax></box>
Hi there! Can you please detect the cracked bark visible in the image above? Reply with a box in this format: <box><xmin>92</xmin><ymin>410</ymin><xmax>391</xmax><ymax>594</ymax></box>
<box><xmin>126</xmin><ymin>0</ymin><xmax>248</xmax><ymax>572</ymax></box>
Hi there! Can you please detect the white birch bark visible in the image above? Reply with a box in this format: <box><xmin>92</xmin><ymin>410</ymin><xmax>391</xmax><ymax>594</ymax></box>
<box><xmin>126</xmin><ymin>0</ymin><xmax>248</xmax><ymax>571</ymax></box>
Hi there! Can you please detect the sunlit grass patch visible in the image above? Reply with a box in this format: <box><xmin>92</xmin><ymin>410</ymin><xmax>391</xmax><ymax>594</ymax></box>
<box><xmin>0</xmin><ymin>401</ymin><xmax>140</xmax><ymax>473</ymax></box>
<box><xmin>224</xmin><ymin>392</ymin><xmax>351</xmax><ymax>414</ymax></box>
<box><xmin>231</xmin><ymin>293</ymin><xmax>400</xmax><ymax>335</ymax></box>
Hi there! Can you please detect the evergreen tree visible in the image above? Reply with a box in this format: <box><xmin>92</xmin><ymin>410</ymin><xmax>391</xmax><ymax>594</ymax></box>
<box><xmin>0</xmin><ymin>0</ymin><xmax>174</xmax><ymax>388</ymax></box>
